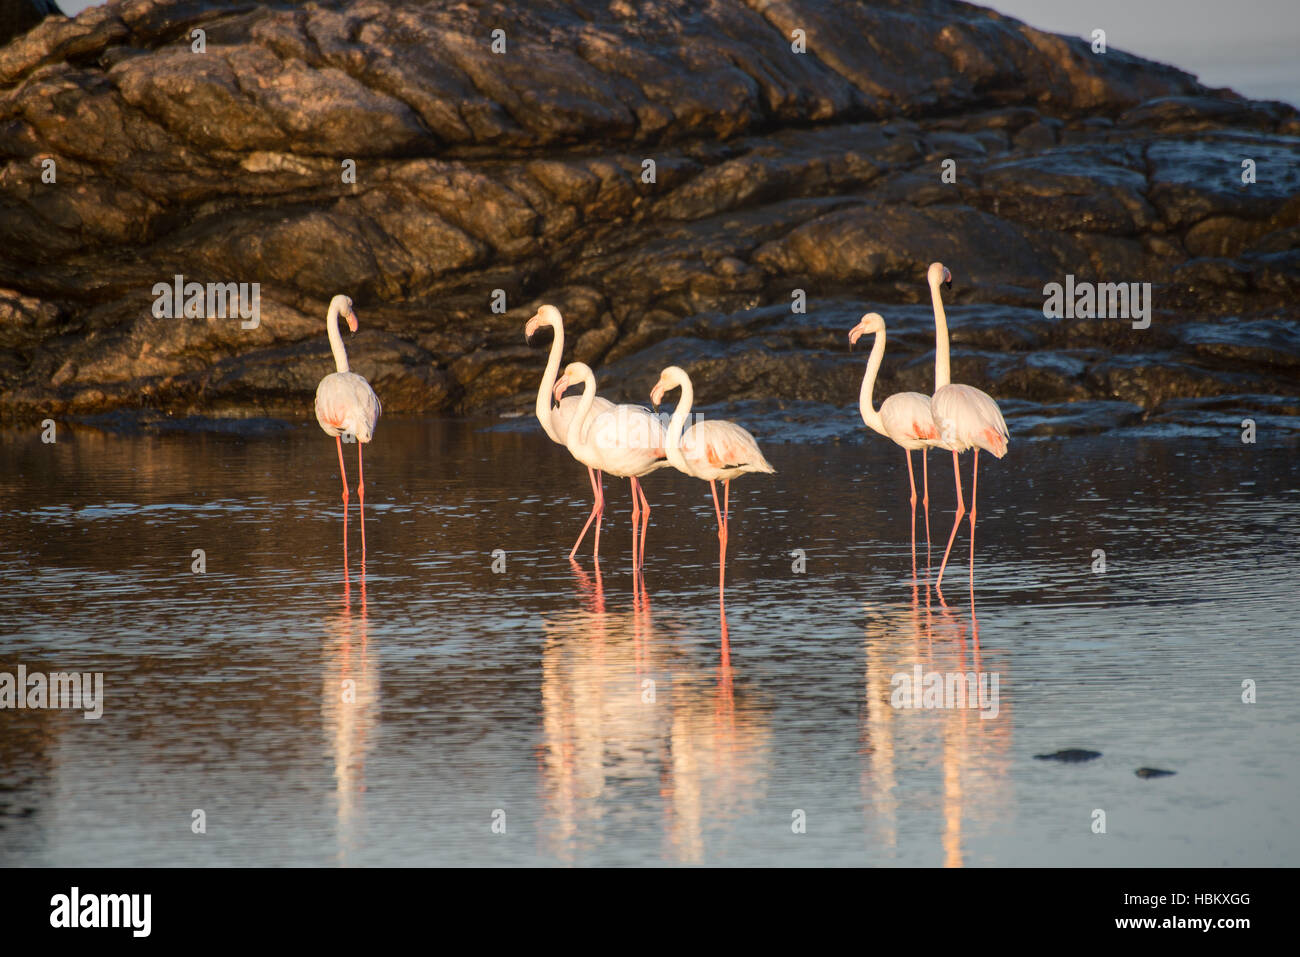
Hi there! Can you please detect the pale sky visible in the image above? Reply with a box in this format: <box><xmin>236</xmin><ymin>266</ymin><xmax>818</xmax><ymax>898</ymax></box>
<box><xmin>52</xmin><ymin>0</ymin><xmax>1300</xmax><ymax>105</ymax></box>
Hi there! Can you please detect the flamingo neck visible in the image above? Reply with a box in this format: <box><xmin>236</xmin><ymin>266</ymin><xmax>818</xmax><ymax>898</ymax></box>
<box><xmin>665</xmin><ymin>376</ymin><xmax>693</xmax><ymax>473</ymax></box>
<box><xmin>327</xmin><ymin>299</ymin><xmax>349</xmax><ymax>373</ymax></box>
<box><xmin>565</xmin><ymin>369</ymin><xmax>597</xmax><ymax>450</ymax></box>
<box><xmin>535</xmin><ymin>317</ymin><xmax>564</xmax><ymax>443</ymax></box>
<box><xmin>859</xmin><ymin>329</ymin><xmax>888</xmax><ymax>436</ymax></box>
<box><xmin>930</xmin><ymin>277</ymin><xmax>950</xmax><ymax>390</ymax></box>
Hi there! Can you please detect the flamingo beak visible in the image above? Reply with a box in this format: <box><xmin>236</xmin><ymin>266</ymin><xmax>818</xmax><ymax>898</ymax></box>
<box><xmin>525</xmin><ymin>314</ymin><xmax>541</xmax><ymax>343</ymax></box>
<box><xmin>552</xmin><ymin>374</ymin><xmax>569</xmax><ymax>409</ymax></box>
<box><xmin>943</xmin><ymin>268</ymin><xmax>952</xmax><ymax>290</ymax></box>
<box><xmin>650</xmin><ymin>382</ymin><xmax>664</xmax><ymax>410</ymax></box>
<box><xmin>346</xmin><ymin>310</ymin><xmax>359</xmax><ymax>334</ymax></box>
<box><xmin>848</xmin><ymin>326</ymin><xmax>864</xmax><ymax>351</ymax></box>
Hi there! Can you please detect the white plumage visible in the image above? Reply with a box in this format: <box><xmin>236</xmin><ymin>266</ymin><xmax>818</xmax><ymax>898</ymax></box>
<box><xmin>931</xmin><ymin>384</ymin><xmax>1008</xmax><ymax>458</ymax></box>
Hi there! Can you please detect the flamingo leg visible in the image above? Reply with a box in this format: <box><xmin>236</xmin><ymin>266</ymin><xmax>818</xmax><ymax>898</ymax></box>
<box><xmin>357</xmin><ymin>441</ymin><xmax>366</xmax><ymax>558</ymax></box>
<box><xmin>335</xmin><ymin>435</ymin><xmax>350</xmax><ymax>505</ymax></box>
<box><xmin>936</xmin><ymin>450</ymin><xmax>966</xmax><ymax>591</ymax></box>
<box><xmin>629</xmin><ymin>477</ymin><xmax>642</xmax><ymax>571</ymax></box>
<box><xmin>969</xmin><ymin>449</ymin><xmax>979</xmax><ymax>594</ymax></box>
<box><xmin>922</xmin><ymin>449</ymin><xmax>932</xmax><ymax>574</ymax></box>
<box><xmin>710</xmin><ymin>480</ymin><xmax>727</xmax><ymax>599</ymax></box>
<box><xmin>906</xmin><ymin>449</ymin><xmax>917</xmax><ymax>578</ymax></box>
<box><xmin>592</xmin><ymin>470</ymin><xmax>604</xmax><ymax>560</ymax></box>
<box><xmin>722</xmin><ymin>480</ymin><xmax>731</xmax><ymax>596</ymax></box>
<box><xmin>636</xmin><ymin>477</ymin><xmax>651</xmax><ymax>568</ymax></box>
<box><xmin>569</xmin><ymin>467</ymin><xmax>603</xmax><ymax>560</ymax></box>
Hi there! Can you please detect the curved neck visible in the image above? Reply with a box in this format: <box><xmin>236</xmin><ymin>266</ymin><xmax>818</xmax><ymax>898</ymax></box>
<box><xmin>565</xmin><ymin>371</ymin><xmax>597</xmax><ymax>449</ymax></box>
<box><xmin>535</xmin><ymin>318</ymin><xmax>564</xmax><ymax>443</ymax></box>
<box><xmin>859</xmin><ymin>330</ymin><xmax>887</xmax><ymax>436</ymax></box>
<box><xmin>930</xmin><ymin>277</ymin><xmax>950</xmax><ymax>389</ymax></box>
<box><xmin>327</xmin><ymin>300</ymin><xmax>349</xmax><ymax>373</ymax></box>
<box><xmin>665</xmin><ymin>377</ymin><xmax>694</xmax><ymax>471</ymax></box>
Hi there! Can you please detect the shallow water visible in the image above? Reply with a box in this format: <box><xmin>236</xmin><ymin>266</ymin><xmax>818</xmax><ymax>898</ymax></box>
<box><xmin>1</xmin><ymin>415</ymin><xmax>1298</xmax><ymax>866</ymax></box>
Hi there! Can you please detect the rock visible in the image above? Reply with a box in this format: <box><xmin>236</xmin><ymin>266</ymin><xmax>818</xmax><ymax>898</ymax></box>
<box><xmin>0</xmin><ymin>0</ymin><xmax>58</xmax><ymax>48</ymax></box>
<box><xmin>0</xmin><ymin>0</ymin><xmax>1296</xmax><ymax>427</ymax></box>
<box><xmin>1034</xmin><ymin>749</ymin><xmax>1102</xmax><ymax>763</ymax></box>
<box><xmin>1135</xmin><ymin>767</ymin><xmax>1176</xmax><ymax>778</ymax></box>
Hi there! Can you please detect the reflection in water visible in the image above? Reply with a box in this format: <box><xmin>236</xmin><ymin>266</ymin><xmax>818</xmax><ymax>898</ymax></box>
<box><xmin>321</xmin><ymin>557</ymin><xmax>376</xmax><ymax>866</ymax></box>
<box><xmin>861</xmin><ymin>576</ymin><xmax>1011</xmax><ymax>867</ymax></box>
<box><xmin>539</xmin><ymin>561</ymin><xmax>769</xmax><ymax>863</ymax></box>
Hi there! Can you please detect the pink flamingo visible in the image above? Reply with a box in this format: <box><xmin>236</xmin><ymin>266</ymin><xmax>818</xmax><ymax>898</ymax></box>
<box><xmin>650</xmin><ymin>365</ymin><xmax>774</xmax><ymax>596</ymax></box>
<box><xmin>552</xmin><ymin>361</ymin><xmax>669</xmax><ymax>568</ymax></box>
<box><xmin>314</xmin><ymin>294</ymin><xmax>381</xmax><ymax>555</ymax></box>
<box><xmin>926</xmin><ymin>263</ymin><xmax>1009</xmax><ymax>592</ymax></box>
<box><xmin>526</xmin><ymin>305</ymin><xmax>616</xmax><ymax>559</ymax></box>
<box><xmin>849</xmin><ymin>312</ymin><xmax>941</xmax><ymax>575</ymax></box>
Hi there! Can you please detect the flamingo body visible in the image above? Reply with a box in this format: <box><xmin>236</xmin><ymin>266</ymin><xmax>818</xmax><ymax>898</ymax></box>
<box><xmin>316</xmin><ymin>372</ymin><xmax>380</xmax><ymax>443</ymax></box>
<box><xmin>879</xmin><ymin>391</ymin><xmax>940</xmax><ymax>450</ymax></box>
<box><xmin>931</xmin><ymin>383</ymin><xmax>1008</xmax><ymax>458</ymax></box>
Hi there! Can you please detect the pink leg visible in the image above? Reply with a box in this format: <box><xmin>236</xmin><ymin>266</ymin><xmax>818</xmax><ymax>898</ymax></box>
<box><xmin>936</xmin><ymin>451</ymin><xmax>965</xmax><ymax>591</ymax></box>
<box><xmin>592</xmin><ymin>470</ymin><xmax>604</xmax><ymax>560</ymax></box>
<box><xmin>357</xmin><ymin>442</ymin><xmax>366</xmax><ymax>558</ymax></box>
<box><xmin>629</xmin><ymin>477</ymin><xmax>642</xmax><ymax>571</ymax></box>
<box><xmin>710</xmin><ymin>480</ymin><xmax>727</xmax><ymax>599</ymax></box>
<box><xmin>335</xmin><ymin>435</ymin><xmax>350</xmax><ymax>506</ymax></box>
<box><xmin>569</xmin><ymin>467</ymin><xmax>604</xmax><ymax>560</ymax></box>
<box><xmin>922</xmin><ymin>450</ymin><xmax>932</xmax><ymax>573</ymax></box>
<box><xmin>722</xmin><ymin>480</ymin><xmax>731</xmax><ymax>594</ymax></box>
<box><xmin>636</xmin><ymin>478</ymin><xmax>651</xmax><ymax>568</ymax></box>
<box><xmin>969</xmin><ymin>449</ymin><xmax>979</xmax><ymax>593</ymax></box>
<box><xmin>906</xmin><ymin>450</ymin><xmax>917</xmax><ymax>578</ymax></box>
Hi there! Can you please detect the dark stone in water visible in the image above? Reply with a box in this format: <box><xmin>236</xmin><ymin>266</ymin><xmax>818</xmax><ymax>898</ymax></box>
<box><xmin>0</xmin><ymin>0</ymin><xmax>1297</xmax><ymax>428</ymax></box>
<box><xmin>1035</xmin><ymin>749</ymin><xmax>1103</xmax><ymax>763</ymax></box>
<box><xmin>1135</xmin><ymin>767</ymin><xmax>1176</xmax><ymax>778</ymax></box>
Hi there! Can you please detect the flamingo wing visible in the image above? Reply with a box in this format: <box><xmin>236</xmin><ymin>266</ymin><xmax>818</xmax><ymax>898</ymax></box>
<box><xmin>880</xmin><ymin>391</ymin><xmax>940</xmax><ymax>446</ymax></box>
<box><xmin>932</xmin><ymin>383</ymin><xmax>1008</xmax><ymax>457</ymax></box>
<box><xmin>683</xmin><ymin>419</ymin><xmax>774</xmax><ymax>476</ymax></box>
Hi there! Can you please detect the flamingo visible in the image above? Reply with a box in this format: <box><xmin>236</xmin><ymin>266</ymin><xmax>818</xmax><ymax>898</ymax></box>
<box><xmin>314</xmin><ymin>294</ymin><xmax>381</xmax><ymax>555</ymax></box>
<box><xmin>526</xmin><ymin>305</ymin><xmax>616</xmax><ymax>560</ymax></box>
<box><xmin>849</xmin><ymin>312</ymin><xmax>941</xmax><ymax>575</ymax></box>
<box><xmin>552</xmin><ymin>361</ymin><xmax>669</xmax><ymax>569</ymax></box>
<box><xmin>649</xmin><ymin>365</ymin><xmax>774</xmax><ymax>595</ymax></box>
<box><xmin>925</xmin><ymin>262</ymin><xmax>1009</xmax><ymax>592</ymax></box>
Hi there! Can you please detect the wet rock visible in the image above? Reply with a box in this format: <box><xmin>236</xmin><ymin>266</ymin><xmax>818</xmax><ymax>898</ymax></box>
<box><xmin>1035</xmin><ymin>749</ymin><xmax>1102</xmax><ymax>763</ymax></box>
<box><xmin>0</xmin><ymin>0</ymin><xmax>1296</xmax><ymax>425</ymax></box>
<box><xmin>1135</xmin><ymin>768</ymin><xmax>1176</xmax><ymax>778</ymax></box>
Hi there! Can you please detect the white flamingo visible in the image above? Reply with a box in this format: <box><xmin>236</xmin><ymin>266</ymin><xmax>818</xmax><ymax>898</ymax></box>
<box><xmin>552</xmin><ymin>361</ymin><xmax>669</xmax><ymax>569</ymax></box>
<box><xmin>926</xmin><ymin>262</ymin><xmax>1009</xmax><ymax>592</ymax></box>
<box><xmin>650</xmin><ymin>365</ymin><xmax>774</xmax><ymax>595</ymax></box>
<box><xmin>526</xmin><ymin>305</ymin><xmax>616</xmax><ymax>559</ymax></box>
<box><xmin>314</xmin><ymin>294</ymin><xmax>381</xmax><ymax>555</ymax></box>
<box><xmin>849</xmin><ymin>311</ymin><xmax>941</xmax><ymax>574</ymax></box>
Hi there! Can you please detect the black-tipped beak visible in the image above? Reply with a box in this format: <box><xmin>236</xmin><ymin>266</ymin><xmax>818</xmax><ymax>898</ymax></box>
<box><xmin>944</xmin><ymin>278</ymin><xmax>952</xmax><ymax>290</ymax></box>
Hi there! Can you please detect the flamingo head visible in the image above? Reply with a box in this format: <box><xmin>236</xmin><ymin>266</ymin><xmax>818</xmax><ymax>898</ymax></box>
<box><xmin>650</xmin><ymin>365</ymin><xmax>686</xmax><ymax>410</ymax></box>
<box><xmin>553</xmin><ymin>361</ymin><xmax>592</xmax><ymax>408</ymax></box>
<box><xmin>526</xmin><ymin>304</ymin><xmax>561</xmax><ymax>343</ymax></box>
<box><xmin>848</xmin><ymin>312</ymin><xmax>885</xmax><ymax>349</ymax></box>
<box><xmin>330</xmin><ymin>294</ymin><xmax>358</xmax><ymax>332</ymax></box>
<box><xmin>928</xmin><ymin>261</ymin><xmax>952</xmax><ymax>290</ymax></box>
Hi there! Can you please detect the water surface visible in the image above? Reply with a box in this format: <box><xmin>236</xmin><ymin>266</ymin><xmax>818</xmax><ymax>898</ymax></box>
<box><xmin>1</xmin><ymin>417</ymin><xmax>1297</xmax><ymax>866</ymax></box>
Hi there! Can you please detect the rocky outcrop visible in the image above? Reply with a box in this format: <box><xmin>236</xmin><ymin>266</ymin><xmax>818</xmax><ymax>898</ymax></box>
<box><xmin>0</xmin><ymin>0</ymin><xmax>1297</xmax><ymax>429</ymax></box>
